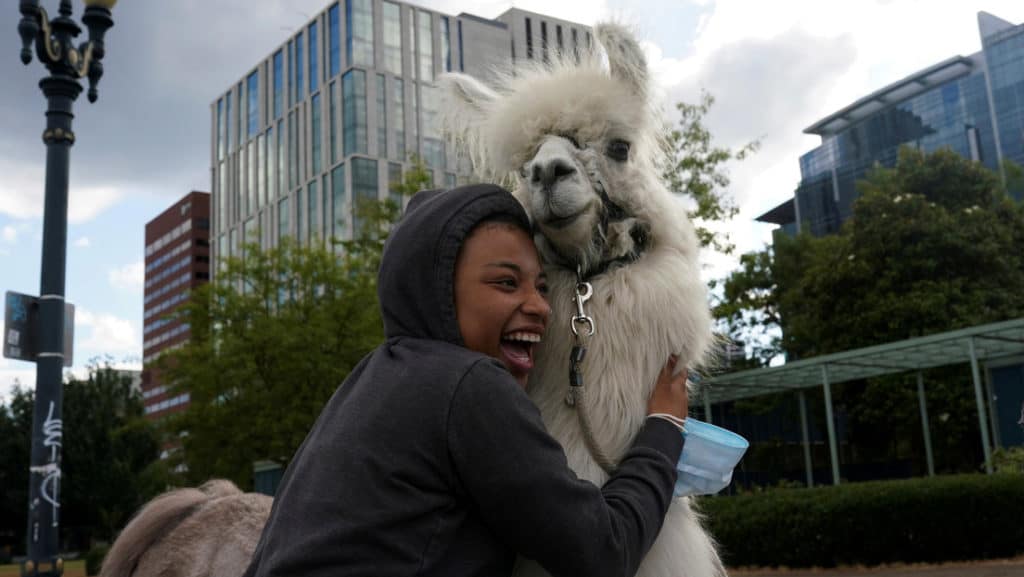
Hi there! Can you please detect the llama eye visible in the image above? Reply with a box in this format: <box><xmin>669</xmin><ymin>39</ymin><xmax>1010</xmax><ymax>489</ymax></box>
<box><xmin>606</xmin><ymin>139</ymin><xmax>630</xmax><ymax>162</ymax></box>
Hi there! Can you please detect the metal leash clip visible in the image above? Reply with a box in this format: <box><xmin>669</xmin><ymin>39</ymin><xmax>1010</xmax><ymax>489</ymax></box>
<box><xmin>571</xmin><ymin>278</ymin><xmax>595</xmax><ymax>339</ymax></box>
<box><xmin>567</xmin><ymin>265</ymin><xmax>595</xmax><ymax>406</ymax></box>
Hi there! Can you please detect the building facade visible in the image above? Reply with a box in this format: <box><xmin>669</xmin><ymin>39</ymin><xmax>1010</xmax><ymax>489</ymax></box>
<box><xmin>141</xmin><ymin>191</ymin><xmax>211</xmax><ymax>418</ymax></box>
<box><xmin>760</xmin><ymin>12</ymin><xmax>1024</xmax><ymax>236</ymax></box>
<box><xmin>209</xmin><ymin>2</ymin><xmax>589</xmax><ymax>268</ymax></box>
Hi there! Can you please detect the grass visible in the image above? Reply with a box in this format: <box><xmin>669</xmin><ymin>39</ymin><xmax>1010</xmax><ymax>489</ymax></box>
<box><xmin>0</xmin><ymin>560</ymin><xmax>85</xmax><ymax>577</ymax></box>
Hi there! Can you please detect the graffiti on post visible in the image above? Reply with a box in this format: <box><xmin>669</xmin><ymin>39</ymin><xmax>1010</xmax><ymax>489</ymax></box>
<box><xmin>29</xmin><ymin>401</ymin><xmax>62</xmax><ymax>529</ymax></box>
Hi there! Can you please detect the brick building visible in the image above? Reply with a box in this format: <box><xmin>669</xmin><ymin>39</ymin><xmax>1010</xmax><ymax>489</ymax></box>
<box><xmin>141</xmin><ymin>191</ymin><xmax>211</xmax><ymax>418</ymax></box>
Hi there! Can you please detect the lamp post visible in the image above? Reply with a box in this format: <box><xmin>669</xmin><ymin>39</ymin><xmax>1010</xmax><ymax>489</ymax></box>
<box><xmin>16</xmin><ymin>2</ymin><xmax>116</xmax><ymax>575</ymax></box>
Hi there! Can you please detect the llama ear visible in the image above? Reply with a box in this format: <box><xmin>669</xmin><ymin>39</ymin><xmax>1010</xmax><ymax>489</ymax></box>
<box><xmin>595</xmin><ymin>23</ymin><xmax>649</xmax><ymax>98</ymax></box>
<box><xmin>439</xmin><ymin>72</ymin><xmax>497</xmax><ymax>121</ymax></box>
<box><xmin>439</xmin><ymin>72</ymin><xmax>499</xmax><ymax>178</ymax></box>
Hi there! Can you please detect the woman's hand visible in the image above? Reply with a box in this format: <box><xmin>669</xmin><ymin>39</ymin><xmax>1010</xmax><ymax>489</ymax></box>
<box><xmin>646</xmin><ymin>355</ymin><xmax>688</xmax><ymax>420</ymax></box>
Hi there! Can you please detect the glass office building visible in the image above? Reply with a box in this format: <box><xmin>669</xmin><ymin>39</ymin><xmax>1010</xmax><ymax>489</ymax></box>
<box><xmin>760</xmin><ymin>12</ymin><xmax>1024</xmax><ymax>236</ymax></box>
<box><xmin>210</xmin><ymin>3</ymin><xmax>589</xmax><ymax>268</ymax></box>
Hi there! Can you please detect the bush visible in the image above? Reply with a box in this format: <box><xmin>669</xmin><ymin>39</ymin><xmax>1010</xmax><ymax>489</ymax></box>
<box><xmin>84</xmin><ymin>543</ymin><xmax>109</xmax><ymax>576</ymax></box>
<box><xmin>698</xmin><ymin>474</ymin><xmax>1024</xmax><ymax>568</ymax></box>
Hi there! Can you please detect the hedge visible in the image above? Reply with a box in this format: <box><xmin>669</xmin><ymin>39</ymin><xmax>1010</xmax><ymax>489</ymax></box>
<box><xmin>698</xmin><ymin>473</ymin><xmax>1024</xmax><ymax>568</ymax></box>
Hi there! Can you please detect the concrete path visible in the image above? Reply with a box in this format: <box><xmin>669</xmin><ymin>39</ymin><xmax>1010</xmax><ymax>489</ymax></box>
<box><xmin>730</xmin><ymin>557</ymin><xmax>1024</xmax><ymax>577</ymax></box>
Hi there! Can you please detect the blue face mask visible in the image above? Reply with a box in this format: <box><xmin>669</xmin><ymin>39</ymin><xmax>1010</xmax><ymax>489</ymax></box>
<box><xmin>674</xmin><ymin>418</ymin><xmax>749</xmax><ymax>497</ymax></box>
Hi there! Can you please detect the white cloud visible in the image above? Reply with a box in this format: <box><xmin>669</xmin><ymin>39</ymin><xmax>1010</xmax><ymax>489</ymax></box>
<box><xmin>73</xmin><ymin>236</ymin><xmax>91</xmax><ymax>248</ymax></box>
<box><xmin>0</xmin><ymin>153</ymin><xmax>125</xmax><ymax>224</ymax></box>
<box><xmin>2</xmin><ymin>225</ymin><xmax>17</xmax><ymax>243</ymax></box>
<box><xmin>75</xmin><ymin>308</ymin><xmax>140</xmax><ymax>357</ymax></box>
<box><xmin>108</xmin><ymin>261</ymin><xmax>145</xmax><ymax>292</ymax></box>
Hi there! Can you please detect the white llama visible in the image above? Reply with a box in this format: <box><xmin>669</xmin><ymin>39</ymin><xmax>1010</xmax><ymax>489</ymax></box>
<box><xmin>440</xmin><ymin>23</ymin><xmax>725</xmax><ymax>577</ymax></box>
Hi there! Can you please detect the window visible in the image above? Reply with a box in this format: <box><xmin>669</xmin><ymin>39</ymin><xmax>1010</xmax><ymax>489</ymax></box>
<box><xmin>257</xmin><ymin>133</ymin><xmax>266</xmax><ymax>208</ymax></box>
<box><xmin>287</xmin><ymin>41</ymin><xmax>294</xmax><ymax>106</ymax></box>
<box><xmin>556</xmin><ymin>25</ymin><xmax>563</xmax><ymax>55</ymax></box>
<box><xmin>541</xmin><ymin>22</ymin><xmax>548</xmax><ymax>63</ymax></box>
<box><xmin>217</xmin><ymin>98</ymin><xmax>224</xmax><ymax>160</ymax></box>
<box><xmin>308</xmin><ymin>22</ymin><xmax>319</xmax><ymax>94</ymax></box>
<box><xmin>267</xmin><ymin>126</ymin><xmax>276</xmax><ymax>199</ymax></box>
<box><xmin>311</xmin><ymin>92</ymin><xmax>322</xmax><ymax>174</ymax></box>
<box><xmin>218</xmin><ymin>162</ymin><xmax>227</xmax><ymax>230</ymax></box>
<box><xmin>322</xmin><ymin>174</ymin><xmax>330</xmax><ymax>241</ymax></box>
<box><xmin>441</xmin><ymin>17</ymin><xmax>451</xmax><ymax>72</ymax></box>
<box><xmin>295</xmin><ymin>31</ymin><xmax>305</xmax><ymax>103</ymax></box>
<box><xmin>332</xmin><ymin>163</ymin><xmax>346</xmax><ymax>240</ymax></box>
<box><xmin>278</xmin><ymin>197</ymin><xmax>290</xmax><ymax>240</ymax></box>
<box><xmin>277</xmin><ymin>119</ymin><xmax>285</xmax><ymax>195</ymax></box>
<box><xmin>247</xmin><ymin>71</ymin><xmax>259</xmax><ymax>137</ymax></box>
<box><xmin>346</xmin><ymin>0</ymin><xmax>374</xmax><ymax>67</ymax></box>
<box><xmin>288</xmin><ymin>111</ymin><xmax>297</xmax><ymax>190</ymax></box>
<box><xmin>458</xmin><ymin>20</ymin><xmax>464</xmax><ymax>71</ymax></box>
<box><xmin>308</xmin><ymin>180</ymin><xmax>319</xmax><ymax>241</ymax></box>
<box><xmin>393</xmin><ymin>78</ymin><xmax>405</xmax><ymax>160</ymax></box>
<box><xmin>410</xmin><ymin>82</ymin><xmax>418</xmax><ymax>155</ymax></box>
<box><xmin>225</xmin><ymin>90</ymin><xmax>232</xmax><ymax>153</ymax></box>
<box><xmin>295</xmin><ymin>188</ymin><xmax>304</xmax><ymax>244</ymax></box>
<box><xmin>417</xmin><ymin>11</ymin><xmax>433</xmax><ymax>80</ymax></box>
<box><xmin>273</xmin><ymin>50</ymin><xmax>283</xmax><ymax>118</ymax></box>
<box><xmin>351</xmin><ymin>157</ymin><xmax>378</xmax><ymax>236</ymax></box>
<box><xmin>329</xmin><ymin>81</ymin><xmax>338</xmax><ymax>164</ymax></box>
<box><xmin>526</xmin><ymin>17</ymin><xmax>533</xmax><ymax>59</ymax></box>
<box><xmin>421</xmin><ymin>84</ymin><xmax>444</xmax><ymax>169</ymax></box>
<box><xmin>235</xmin><ymin>84</ymin><xmax>243</xmax><ymax>148</ymax></box>
<box><xmin>329</xmin><ymin>4</ymin><xmax>340</xmax><ymax>78</ymax></box>
<box><xmin>388</xmin><ymin>162</ymin><xmax>403</xmax><ymax>209</ymax></box>
<box><xmin>377</xmin><ymin>74</ymin><xmax>387</xmax><ymax>157</ymax></box>
<box><xmin>382</xmin><ymin>2</ymin><xmax>402</xmax><ymax>75</ymax></box>
<box><xmin>248</xmin><ymin>140</ymin><xmax>257</xmax><ymax>213</ymax></box>
<box><xmin>572</xmin><ymin>28</ymin><xmax>578</xmax><ymax>61</ymax></box>
<box><xmin>343</xmin><ymin>69</ymin><xmax>368</xmax><ymax>155</ymax></box>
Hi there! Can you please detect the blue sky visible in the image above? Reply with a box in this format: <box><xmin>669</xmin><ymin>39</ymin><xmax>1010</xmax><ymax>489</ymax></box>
<box><xmin>3</xmin><ymin>0</ymin><xmax>1024</xmax><ymax>400</ymax></box>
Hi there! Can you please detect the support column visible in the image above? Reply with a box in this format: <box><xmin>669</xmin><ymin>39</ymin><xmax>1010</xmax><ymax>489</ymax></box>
<box><xmin>968</xmin><ymin>338</ymin><xmax>994</xmax><ymax>474</ymax></box>
<box><xmin>916</xmin><ymin>372</ymin><xmax>935</xmax><ymax>477</ymax></box>
<box><xmin>821</xmin><ymin>364</ymin><xmax>840</xmax><ymax>485</ymax></box>
<box><xmin>798</xmin><ymin>390</ymin><xmax>814</xmax><ymax>487</ymax></box>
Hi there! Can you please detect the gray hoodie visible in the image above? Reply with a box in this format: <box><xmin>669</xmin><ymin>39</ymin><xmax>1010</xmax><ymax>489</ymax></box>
<box><xmin>242</xmin><ymin>184</ymin><xmax>683</xmax><ymax>577</ymax></box>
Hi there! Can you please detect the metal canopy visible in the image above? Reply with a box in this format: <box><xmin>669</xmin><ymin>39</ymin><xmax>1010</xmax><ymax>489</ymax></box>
<box><xmin>704</xmin><ymin>317</ymin><xmax>1024</xmax><ymax>404</ymax></box>
<box><xmin>803</xmin><ymin>56</ymin><xmax>975</xmax><ymax>136</ymax></box>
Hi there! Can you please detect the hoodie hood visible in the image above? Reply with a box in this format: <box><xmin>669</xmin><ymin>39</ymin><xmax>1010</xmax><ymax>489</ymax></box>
<box><xmin>378</xmin><ymin>184</ymin><xmax>531</xmax><ymax>345</ymax></box>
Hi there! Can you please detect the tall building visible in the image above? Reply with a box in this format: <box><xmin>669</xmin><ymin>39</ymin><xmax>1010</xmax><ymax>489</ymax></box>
<box><xmin>759</xmin><ymin>11</ymin><xmax>1024</xmax><ymax>237</ymax></box>
<box><xmin>141</xmin><ymin>191</ymin><xmax>211</xmax><ymax>419</ymax></box>
<box><xmin>209</xmin><ymin>2</ymin><xmax>589</xmax><ymax>266</ymax></box>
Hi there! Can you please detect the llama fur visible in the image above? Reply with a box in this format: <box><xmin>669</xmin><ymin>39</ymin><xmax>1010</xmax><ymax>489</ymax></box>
<box><xmin>441</xmin><ymin>22</ymin><xmax>724</xmax><ymax>577</ymax></box>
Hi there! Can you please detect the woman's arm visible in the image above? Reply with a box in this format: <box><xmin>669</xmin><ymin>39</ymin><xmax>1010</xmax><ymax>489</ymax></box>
<box><xmin>447</xmin><ymin>358</ymin><xmax>685</xmax><ymax>577</ymax></box>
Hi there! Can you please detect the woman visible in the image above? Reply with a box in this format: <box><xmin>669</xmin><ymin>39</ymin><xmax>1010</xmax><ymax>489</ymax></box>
<box><xmin>242</xmin><ymin>184</ymin><xmax>688</xmax><ymax>577</ymax></box>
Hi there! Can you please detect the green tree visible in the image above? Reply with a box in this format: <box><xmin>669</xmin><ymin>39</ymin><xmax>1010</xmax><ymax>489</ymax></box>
<box><xmin>0</xmin><ymin>385</ymin><xmax>32</xmax><ymax>557</ymax></box>
<box><xmin>0</xmin><ymin>364</ymin><xmax>164</xmax><ymax>555</ymax></box>
<box><xmin>716</xmin><ymin>147</ymin><xmax>1024</xmax><ymax>473</ymax></box>
<box><xmin>159</xmin><ymin>162</ymin><xmax>432</xmax><ymax>488</ymax></box>
<box><xmin>663</xmin><ymin>90</ymin><xmax>760</xmax><ymax>255</ymax></box>
<box><xmin>160</xmin><ymin>236</ymin><xmax>384</xmax><ymax>488</ymax></box>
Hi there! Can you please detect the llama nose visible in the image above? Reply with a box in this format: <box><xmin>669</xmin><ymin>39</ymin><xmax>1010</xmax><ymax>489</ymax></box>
<box><xmin>531</xmin><ymin>158</ymin><xmax>577</xmax><ymax>188</ymax></box>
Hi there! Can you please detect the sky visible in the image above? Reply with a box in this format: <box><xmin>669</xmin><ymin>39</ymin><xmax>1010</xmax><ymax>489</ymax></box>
<box><xmin>3</xmin><ymin>0</ymin><xmax>1024</xmax><ymax>401</ymax></box>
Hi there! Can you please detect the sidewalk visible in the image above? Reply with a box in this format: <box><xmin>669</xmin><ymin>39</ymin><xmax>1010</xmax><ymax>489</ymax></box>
<box><xmin>730</xmin><ymin>557</ymin><xmax>1024</xmax><ymax>577</ymax></box>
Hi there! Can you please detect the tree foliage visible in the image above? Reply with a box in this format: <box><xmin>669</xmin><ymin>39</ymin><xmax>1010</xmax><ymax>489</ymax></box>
<box><xmin>159</xmin><ymin>158</ymin><xmax>433</xmax><ymax>489</ymax></box>
<box><xmin>0</xmin><ymin>364</ymin><xmax>164</xmax><ymax>555</ymax></box>
<box><xmin>715</xmin><ymin>148</ymin><xmax>1024</xmax><ymax>473</ymax></box>
<box><xmin>663</xmin><ymin>90</ymin><xmax>760</xmax><ymax>255</ymax></box>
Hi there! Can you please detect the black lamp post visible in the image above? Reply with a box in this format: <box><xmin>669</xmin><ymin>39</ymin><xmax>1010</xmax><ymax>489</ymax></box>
<box><xmin>16</xmin><ymin>1</ymin><xmax>115</xmax><ymax>575</ymax></box>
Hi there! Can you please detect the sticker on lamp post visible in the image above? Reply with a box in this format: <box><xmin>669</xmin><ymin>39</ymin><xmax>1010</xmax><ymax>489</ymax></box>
<box><xmin>4</xmin><ymin>291</ymin><xmax>75</xmax><ymax>367</ymax></box>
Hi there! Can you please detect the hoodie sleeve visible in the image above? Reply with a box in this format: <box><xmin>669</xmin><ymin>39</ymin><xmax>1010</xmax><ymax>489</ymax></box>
<box><xmin>447</xmin><ymin>359</ymin><xmax>683</xmax><ymax>577</ymax></box>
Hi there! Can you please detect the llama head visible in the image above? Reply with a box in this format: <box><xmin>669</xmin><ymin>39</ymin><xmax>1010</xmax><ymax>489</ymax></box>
<box><xmin>441</xmin><ymin>23</ymin><xmax>670</xmax><ymax>276</ymax></box>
